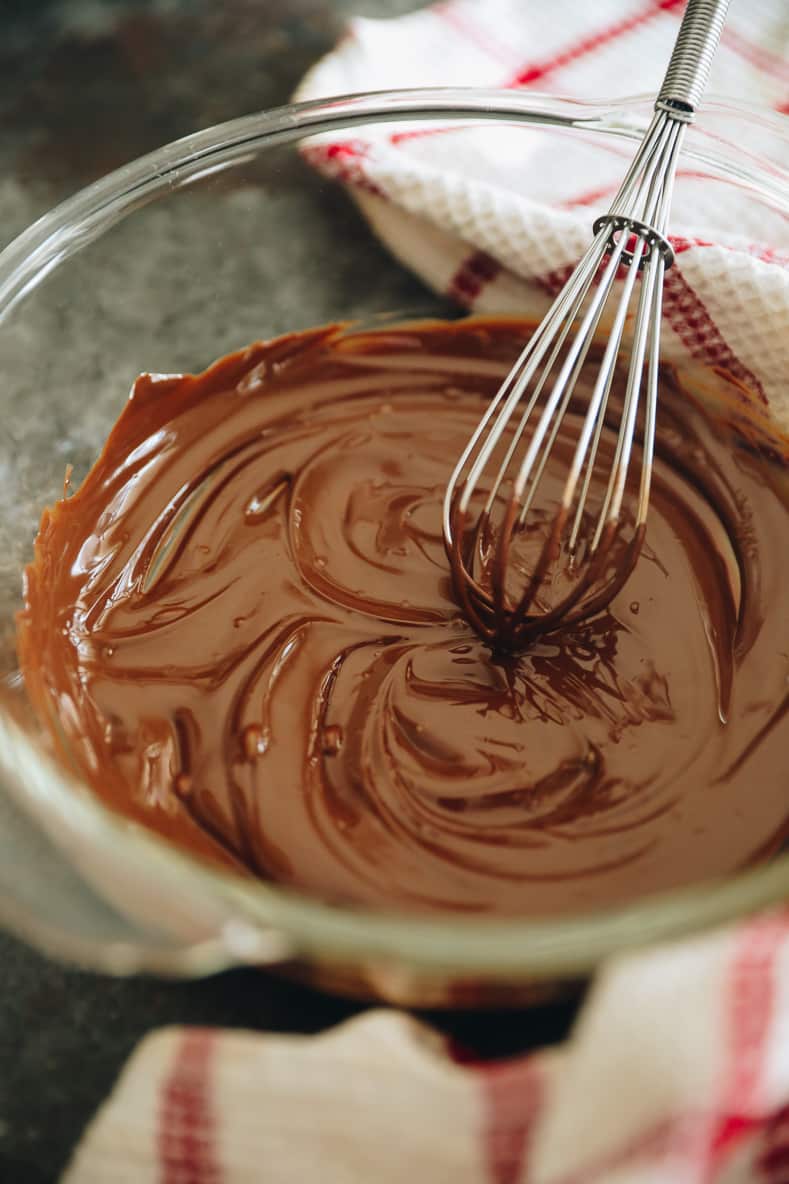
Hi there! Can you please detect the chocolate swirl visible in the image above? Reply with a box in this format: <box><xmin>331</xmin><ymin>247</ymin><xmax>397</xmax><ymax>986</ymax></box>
<box><xmin>18</xmin><ymin>320</ymin><xmax>789</xmax><ymax>916</ymax></box>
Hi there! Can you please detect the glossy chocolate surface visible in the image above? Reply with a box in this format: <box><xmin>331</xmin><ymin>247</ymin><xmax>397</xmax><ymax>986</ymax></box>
<box><xmin>18</xmin><ymin>319</ymin><xmax>789</xmax><ymax>915</ymax></box>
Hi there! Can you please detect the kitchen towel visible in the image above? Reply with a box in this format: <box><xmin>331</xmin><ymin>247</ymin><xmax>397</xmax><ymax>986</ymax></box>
<box><xmin>64</xmin><ymin>912</ymin><xmax>789</xmax><ymax>1183</ymax></box>
<box><xmin>296</xmin><ymin>0</ymin><xmax>789</xmax><ymax>428</ymax></box>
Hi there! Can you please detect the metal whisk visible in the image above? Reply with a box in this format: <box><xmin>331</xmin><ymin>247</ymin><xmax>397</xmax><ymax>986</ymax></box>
<box><xmin>443</xmin><ymin>0</ymin><xmax>729</xmax><ymax>648</ymax></box>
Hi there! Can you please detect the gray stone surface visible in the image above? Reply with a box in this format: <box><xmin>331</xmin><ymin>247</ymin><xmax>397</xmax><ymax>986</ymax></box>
<box><xmin>0</xmin><ymin>3</ymin><xmax>577</xmax><ymax>1180</ymax></box>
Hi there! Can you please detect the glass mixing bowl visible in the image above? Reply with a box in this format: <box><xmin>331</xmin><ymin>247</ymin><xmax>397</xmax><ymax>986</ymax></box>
<box><xmin>0</xmin><ymin>88</ymin><xmax>787</xmax><ymax>1008</ymax></box>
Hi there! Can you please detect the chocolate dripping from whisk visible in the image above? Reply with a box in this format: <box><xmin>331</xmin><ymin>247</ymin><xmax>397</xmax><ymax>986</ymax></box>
<box><xmin>446</xmin><ymin>410</ymin><xmax>648</xmax><ymax>652</ymax></box>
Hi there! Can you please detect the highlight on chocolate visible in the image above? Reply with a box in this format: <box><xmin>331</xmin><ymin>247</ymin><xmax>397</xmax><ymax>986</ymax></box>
<box><xmin>17</xmin><ymin>318</ymin><xmax>789</xmax><ymax>919</ymax></box>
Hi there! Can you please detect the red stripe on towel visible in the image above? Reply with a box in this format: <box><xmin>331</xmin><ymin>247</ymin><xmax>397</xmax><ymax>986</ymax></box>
<box><xmin>158</xmin><ymin>1029</ymin><xmax>220</xmax><ymax>1184</ymax></box>
<box><xmin>300</xmin><ymin>139</ymin><xmax>385</xmax><ymax>198</ymax></box>
<box><xmin>661</xmin><ymin>266</ymin><xmax>766</xmax><ymax>403</ymax></box>
<box><xmin>724</xmin><ymin>916</ymin><xmax>788</xmax><ymax>1111</ymax></box>
<box><xmin>507</xmin><ymin>0</ymin><xmax>683</xmax><ymax>89</ymax></box>
<box><xmin>447</xmin><ymin>249</ymin><xmax>503</xmax><ymax>305</ymax></box>
<box><xmin>709</xmin><ymin>914</ymin><xmax>789</xmax><ymax>1175</ymax></box>
<box><xmin>476</xmin><ymin>1057</ymin><xmax>543</xmax><ymax>1184</ymax></box>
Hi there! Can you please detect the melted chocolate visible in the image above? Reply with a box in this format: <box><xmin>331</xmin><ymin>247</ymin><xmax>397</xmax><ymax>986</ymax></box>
<box><xmin>17</xmin><ymin>319</ymin><xmax>789</xmax><ymax>916</ymax></box>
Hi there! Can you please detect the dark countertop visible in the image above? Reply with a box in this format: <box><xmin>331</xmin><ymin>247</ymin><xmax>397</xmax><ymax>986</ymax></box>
<box><xmin>0</xmin><ymin>3</ymin><xmax>578</xmax><ymax>1180</ymax></box>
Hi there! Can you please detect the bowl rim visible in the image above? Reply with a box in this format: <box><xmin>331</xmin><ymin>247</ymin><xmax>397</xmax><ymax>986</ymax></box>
<box><xmin>1</xmin><ymin>85</ymin><xmax>788</xmax><ymax>980</ymax></box>
<box><xmin>2</xmin><ymin>86</ymin><xmax>788</xmax><ymax>314</ymax></box>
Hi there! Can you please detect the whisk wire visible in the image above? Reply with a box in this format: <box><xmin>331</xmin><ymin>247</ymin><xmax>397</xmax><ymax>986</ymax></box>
<box><xmin>567</xmin><ymin>239</ymin><xmax>643</xmax><ymax>555</ymax></box>
<box><xmin>449</xmin><ymin>234</ymin><xmax>610</xmax><ymax>520</ymax></box>
<box><xmin>590</xmin><ymin>119</ymin><xmax>685</xmax><ymax>546</ymax></box>
<box><xmin>634</xmin><ymin>123</ymin><xmax>684</xmax><ymax>531</ymax></box>
<box><xmin>483</xmin><ymin>285</ymin><xmax>595</xmax><ymax>523</ymax></box>
<box><xmin>560</xmin><ymin>123</ymin><xmax>681</xmax><ymax>556</ymax></box>
<box><xmin>487</xmin><ymin>239</ymin><xmax>629</xmax><ymax>629</ymax></box>
<box><xmin>444</xmin><ymin>0</ymin><xmax>728</xmax><ymax>647</ymax></box>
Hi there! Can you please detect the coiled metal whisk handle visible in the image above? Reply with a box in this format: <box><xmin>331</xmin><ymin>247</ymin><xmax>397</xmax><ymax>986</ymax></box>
<box><xmin>657</xmin><ymin>0</ymin><xmax>730</xmax><ymax>116</ymax></box>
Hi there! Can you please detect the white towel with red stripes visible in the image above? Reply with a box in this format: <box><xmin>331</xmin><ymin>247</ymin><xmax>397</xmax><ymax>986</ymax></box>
<box><xmin>64</xmin><ymin>3</ymin><xmax>789</xmax><ymax>1181</ymax></box>
<box><xmin>65</xmin><ymin>913</ymin><xmax>789</xmax><ymax>1184</ymax></box>
<box><xmin>295</xmin><ymin>0</ymin><xmax>789</xmax><ymax>427</ymax></box>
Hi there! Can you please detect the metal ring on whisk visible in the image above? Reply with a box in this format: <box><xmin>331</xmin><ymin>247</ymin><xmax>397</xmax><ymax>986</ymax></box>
<box><xmin>592</xmin><ymin>214</ymin><xmax>675</xmax><ymax>271</ymax></box>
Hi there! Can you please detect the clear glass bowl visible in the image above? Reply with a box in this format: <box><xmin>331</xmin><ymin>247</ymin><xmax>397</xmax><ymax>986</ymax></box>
<box><xmin>0</xmin><ymin>88</ymin><xmax>787</xmax><ymax>1008</ymax></box>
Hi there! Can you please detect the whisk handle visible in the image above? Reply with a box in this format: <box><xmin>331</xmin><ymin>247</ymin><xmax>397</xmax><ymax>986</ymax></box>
<box><xmin>656</xmin><ymin>0</ymin><xmax>730</xmax><ymax>116</ymax></box>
